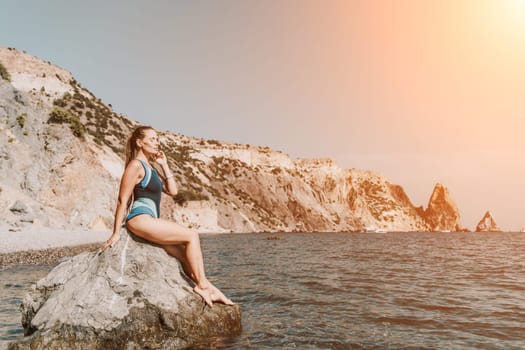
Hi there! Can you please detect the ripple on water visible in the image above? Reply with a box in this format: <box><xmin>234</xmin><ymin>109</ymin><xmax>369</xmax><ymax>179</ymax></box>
<box><xmin>3</xmin><ymin>233</ymin><xmax>525</xmax><ymax>349</ymax></box>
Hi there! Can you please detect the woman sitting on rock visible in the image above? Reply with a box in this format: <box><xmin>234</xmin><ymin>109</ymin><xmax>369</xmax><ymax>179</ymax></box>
<box><xmin>101</xmin><ymin>125</ymin><xmax>233</xmax><ymax>307</ymax></box>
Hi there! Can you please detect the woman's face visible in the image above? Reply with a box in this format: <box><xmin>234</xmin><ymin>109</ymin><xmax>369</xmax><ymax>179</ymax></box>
<box><xmin>138</xmin><ymin>129</ymin><xmax>159</xmax><ymax>155</ymax></box>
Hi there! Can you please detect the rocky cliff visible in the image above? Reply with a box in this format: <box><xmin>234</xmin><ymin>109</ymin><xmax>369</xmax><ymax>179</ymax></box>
<box><xmin>475</xmin><ymin>211</ymin><xmax>502</xmax><ymax>232</ymax></box>
<box><xmin>0</xmin><ymin>47</ymin><xmax>465</xmax><ymax>233</ymax></box>
<box><xmin>422</xmin><ymin>183</ymin><xmax>465</xmax><ymax>231</ymax></box>
<box><xmin>8</xmin><ymin>229</ymin><xmax>241</xmax><ymax>350</ymax></box>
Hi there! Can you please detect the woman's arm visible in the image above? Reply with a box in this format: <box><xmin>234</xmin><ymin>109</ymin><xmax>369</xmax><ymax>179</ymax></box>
<box><xmin>155</xmin><ymin>151</ymin><xmax>178</xmax><ymax>196</ymax></box>
<box><xmin>101</xmin><ymin>161</ymin><xmax>142</xmax><ymax>251</ymax></box>
<box><xmin>160</xmin><ymin>163</ymin><xmax>178</xmax><ymax>196</ymax></box>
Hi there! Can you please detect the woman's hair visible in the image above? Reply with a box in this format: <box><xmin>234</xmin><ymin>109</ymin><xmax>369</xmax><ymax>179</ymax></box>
<box><xmin>125</xmin><ymin>126</ymin><xmax>155</xmax><ymax>166</ymax></box>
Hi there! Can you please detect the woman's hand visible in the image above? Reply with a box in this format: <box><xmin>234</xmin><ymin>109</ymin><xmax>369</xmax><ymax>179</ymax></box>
<box><xmin>153</xmin><ymin>150</ymin><xmax>168</xmax><ymax>167</ymax></box>
<box><xmin>101</xmin><ymin>234</ymin><xmax>120</xmax><ymax>252</ymax></box>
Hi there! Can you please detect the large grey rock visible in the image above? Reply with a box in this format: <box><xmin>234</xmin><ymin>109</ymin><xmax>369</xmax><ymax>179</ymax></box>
<box><xmin>8</xmin><ymin>229</ymin><xmax>241</xmax><ymax>350</ymax></box>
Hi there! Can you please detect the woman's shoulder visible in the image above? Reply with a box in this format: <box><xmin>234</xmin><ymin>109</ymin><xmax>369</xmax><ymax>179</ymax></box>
<box><xmin>125</xmin><ymin>159</ymin><xmax>145</xmax><ymax>174</ymax></box>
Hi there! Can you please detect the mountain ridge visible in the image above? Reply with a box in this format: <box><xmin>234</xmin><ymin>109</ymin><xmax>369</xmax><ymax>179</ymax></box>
<box><xmin>0</xmin><ymin>47</ymin><xmax>471</xmax><ymax>233</ymax></box>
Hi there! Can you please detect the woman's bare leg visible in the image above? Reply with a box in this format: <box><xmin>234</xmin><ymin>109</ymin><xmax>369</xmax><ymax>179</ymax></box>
<box><xmin>127</xmin><ymin>216</ymin><xmax>213</xmax><ymax>306</ymax></box>
<box><xmin>164</xmin><ymin>244</ymin><xmax>234</xmax><ymax>305</ymax></box>
<box><xmin>163</xmin><ymin>244</ymin><xmax>196</xmax><ymax>281</ymax></box>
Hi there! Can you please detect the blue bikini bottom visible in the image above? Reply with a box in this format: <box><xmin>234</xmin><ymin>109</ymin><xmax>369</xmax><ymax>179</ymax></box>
<box><xmin>126</xmin><ymin>198</ymin><xmax>158</xmax><ymax>222</ymax></box>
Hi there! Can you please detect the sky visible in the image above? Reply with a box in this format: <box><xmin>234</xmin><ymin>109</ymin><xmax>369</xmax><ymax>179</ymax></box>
<box><xmin>1</xmin><ymin>0</ymin><xmax>525</xmax><ymax>230</ymax></box>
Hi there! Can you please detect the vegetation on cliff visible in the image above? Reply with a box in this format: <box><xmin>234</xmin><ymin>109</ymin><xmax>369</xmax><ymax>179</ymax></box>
<box><xmin>0</xmin><ymin>61</ymin><xmax>11</xmax><ymax>81</ymax></box>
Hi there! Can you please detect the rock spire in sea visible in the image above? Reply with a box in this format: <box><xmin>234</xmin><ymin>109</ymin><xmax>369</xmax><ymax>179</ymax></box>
<box><xmin>475</xmin><ymin>211</ymin><xmax>502</xmax><ymax>232</ymax></box>
<box><xmin>422</xmin><ymin>183</ymin><xmax>464</xmax><ymax>231</ymax></box>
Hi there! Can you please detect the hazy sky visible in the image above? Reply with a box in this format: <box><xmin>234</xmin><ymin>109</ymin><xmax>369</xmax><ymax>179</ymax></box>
<box><xmin>1</xmin><ymin>0</ymin><xmax>525</xmax><ymax>230</ymax></box>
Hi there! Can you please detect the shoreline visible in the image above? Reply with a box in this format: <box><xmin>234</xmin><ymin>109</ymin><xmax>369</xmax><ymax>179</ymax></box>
<box><xmin>0</xmin><ymin>226</ymin><xmax>231</xmax><ymax>269</ymax></box>
<box><xmin>0</xmin><ymin>242</ymin><xmax>101</xmax><ymax>269</ymax></box>
<box><xmin>2</xmin><ymin>228</ymin><xmax>521</xmax><ymax>269</ymax></box>
<box><xmin>0</xmin><ymin>226</ymin><xmax>108</xmax><ymax>254</ymax></box>
<box><xmin>0</xmin><ymin>226</ymin><xmax>107</xmax><ymax>268</ymax></box>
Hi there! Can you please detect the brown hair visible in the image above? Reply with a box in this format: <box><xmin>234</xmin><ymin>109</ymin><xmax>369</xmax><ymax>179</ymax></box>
<box><xmin>125</xmin><ymin>126</ymin><xmax>155</xmax><ymax>166</ymax></box>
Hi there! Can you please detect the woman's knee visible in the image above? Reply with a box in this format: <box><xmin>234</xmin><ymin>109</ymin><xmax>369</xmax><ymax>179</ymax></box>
<box><xmin>167</xmin><ymin>228</ymin><xmax>197</xmax><ymax>245</ymax></box>
<box><xmin>187</xmin><ymin>229</ymin><xmax>199</xmax><ymax>243</ymax></box>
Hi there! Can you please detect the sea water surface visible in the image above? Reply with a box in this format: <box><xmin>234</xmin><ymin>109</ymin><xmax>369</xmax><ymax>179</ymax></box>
<box><xmin>2</xmin><ymin>232</ymin><xmax>525</xmax><ymax>349</ymax></box>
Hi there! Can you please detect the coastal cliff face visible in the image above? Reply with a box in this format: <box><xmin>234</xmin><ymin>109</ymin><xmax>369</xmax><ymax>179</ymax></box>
<box><xmin>475</xmin><ymin>211</ymin><xmax>502</xmax><ymax>232</ymax></box>
<box><xmin>0</xmin><ymin>47</ymin><xmax>464</xmax><ymax>232</ymax></box>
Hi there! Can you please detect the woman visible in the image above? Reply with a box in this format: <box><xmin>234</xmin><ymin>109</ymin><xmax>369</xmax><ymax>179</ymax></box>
<box><xmin>101</xmin><ymin>125</ymin><xmax>233</xmax><ymax>307</ymax></box>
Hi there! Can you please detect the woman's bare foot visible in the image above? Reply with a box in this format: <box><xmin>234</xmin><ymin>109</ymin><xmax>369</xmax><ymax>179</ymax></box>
<box><xmin>209</xmin><ymin>284</ymin><xmax>234</xmax><ymax>305</ymax></box>
<box><xmin>193</xmin><ymin>285</ymin><xmax>213</xmax><ymax>307</ymax></box>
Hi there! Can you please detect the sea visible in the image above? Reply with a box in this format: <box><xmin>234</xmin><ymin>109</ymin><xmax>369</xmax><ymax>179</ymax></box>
<box><xmin>1</xmin><ymin>232</ymin><xmax>525</xmax><ymax>349</ymax></box>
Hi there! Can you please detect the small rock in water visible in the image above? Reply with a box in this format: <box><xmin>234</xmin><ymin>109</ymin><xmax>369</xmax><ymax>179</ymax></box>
<box><xmin>8</xmin><ymin>228</ymin><xmax>241</xmax><ymax>350</ymax></box>
<box><xmin>266</xmin><ymin>236</ymin><xmax>282</xmax><ymax>240</ymax></box>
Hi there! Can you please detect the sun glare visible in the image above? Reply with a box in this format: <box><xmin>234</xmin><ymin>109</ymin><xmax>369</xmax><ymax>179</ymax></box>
<box><xmin>494</xmin><ymin>0</ymin><xmax>525</xmax><ymax>28</ymax></box>
<box><xmin>470</xmin><ymin>0</ymin><xmax>525</xmax><ymax>56</ymax></box>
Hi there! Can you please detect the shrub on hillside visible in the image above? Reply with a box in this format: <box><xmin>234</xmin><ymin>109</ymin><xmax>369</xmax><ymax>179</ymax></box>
<box><xmin>48</xmin><ymin>107</ymin><xmax>70</xmax><ymax>124</ymax></box>
<box><xmin>271</xmin><ymin>167</ymin><xmax>282</xmax><ymax>175</ymax></box>
<box><xmin>53</xmin><ymin>98</ymin><xmax>67</xmax><ymax>107</ymax></box>
<box><xmin>69</xmin><ymin>118</ymin><xmax>86</xmax><ymax>139</ymax></box>
<box><xmin>48</xmin><ymin>107</ymin><xmax>86</xmax><ymax>140</ymax></box>
<box><xmin>16</xmin><ymin>113</ymin><xmax>27</xmax><ymax>128</ymax></box>
<box><xmin>173</xmin><ymin>190</ymin><xmax>209</xmax><ymax>206</ymax></box>
<box><xmin>0</xmin><ymin>62</ymin><xmax>11</xmax><ymax>82</ymax></box>
<box><xmin>207</xmin><ymin>139</ymin><xmax>221</xmax><ymax>146</ymax></box>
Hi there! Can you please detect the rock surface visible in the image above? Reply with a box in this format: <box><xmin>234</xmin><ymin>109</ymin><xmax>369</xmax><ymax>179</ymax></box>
<box><xmin>422</xmin><ymin>183</ymin><xmax>463</xmax><ymax>231</ymax></box>
<box><xmin>475</xmin><ymin>211</ymin><xmax>502</xmax><ymax>232</ymax></box>
<box><xmin>8</xmin><ymin>229</ymin><xmax>241</xmax><ymax>350</ymax></box>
